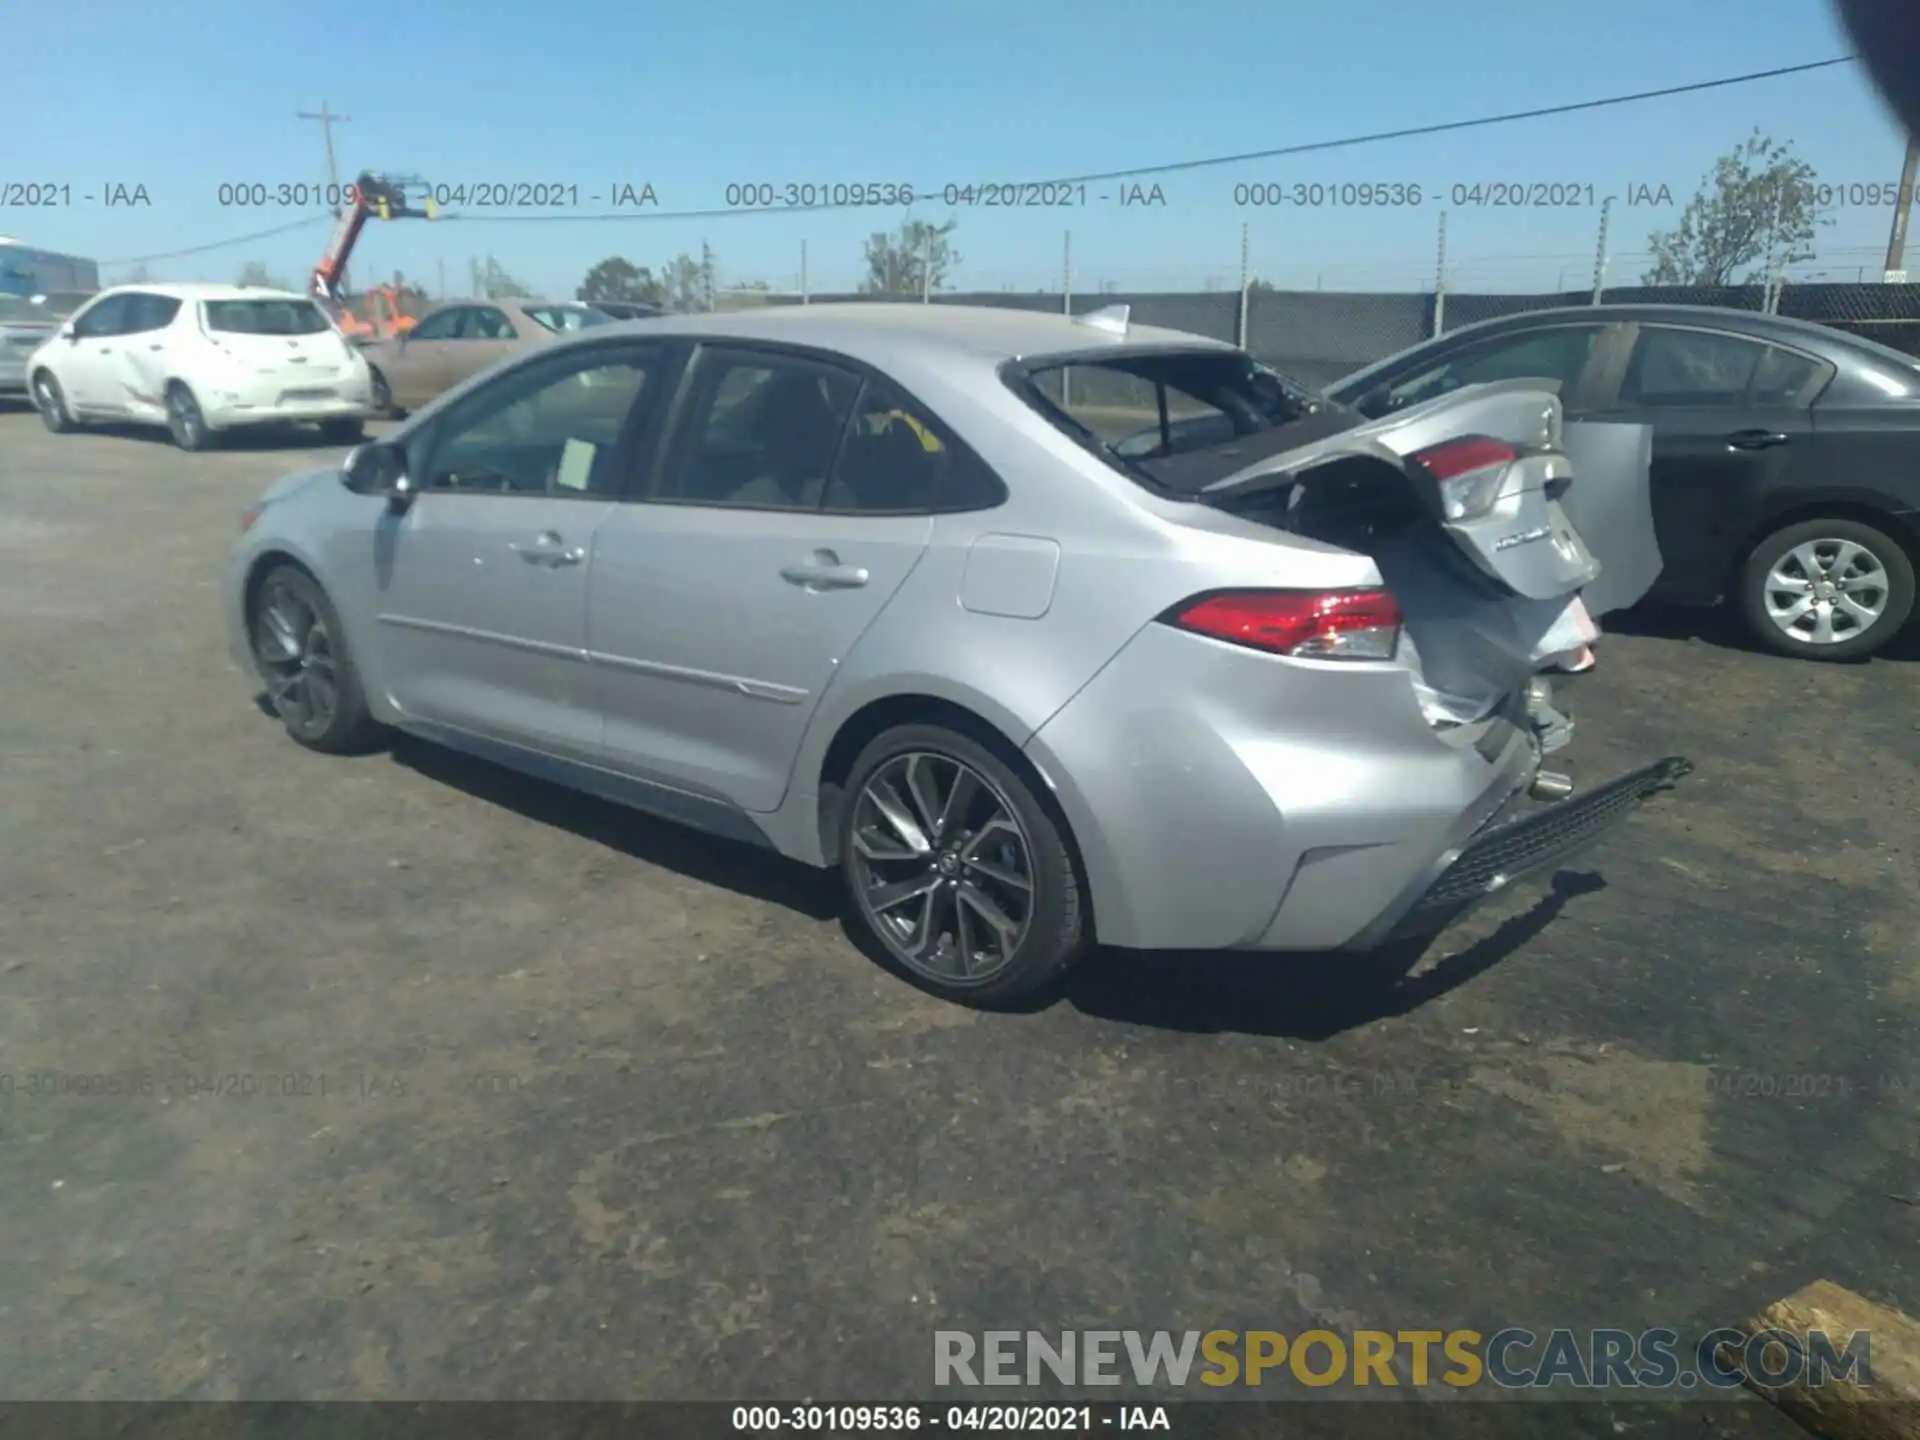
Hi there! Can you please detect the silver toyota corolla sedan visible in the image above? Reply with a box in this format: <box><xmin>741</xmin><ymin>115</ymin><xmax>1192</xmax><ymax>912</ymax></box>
<box><xmin>223</xmin><ymin>303</ymin><xmax>1690</xmax><ymax>1005</ymax></box>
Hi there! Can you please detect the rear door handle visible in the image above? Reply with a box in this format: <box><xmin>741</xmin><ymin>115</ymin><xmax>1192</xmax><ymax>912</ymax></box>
<box><xmin>1726</xmin><ymin>428</ymin><xmax>1790</xmax><ymax>450</ymax></box>
<box><xmin>781</xmin><ymin>549</ymin><xmax>870</xmax><ymax>590</ymax></box>
<box><xmin>509</xmin><ymin>531</ymin><xmax>587</xmax><ymax>567</ymax></box>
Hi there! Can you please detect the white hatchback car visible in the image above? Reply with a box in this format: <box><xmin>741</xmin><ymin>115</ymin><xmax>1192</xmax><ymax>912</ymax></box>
<box><xmin>27</xmin><ymin>283</ymin><xmax>375</xmax><ymax>450</ymax></box>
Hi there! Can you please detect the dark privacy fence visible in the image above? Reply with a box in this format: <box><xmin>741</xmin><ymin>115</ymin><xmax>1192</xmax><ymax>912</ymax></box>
<box><xmin>764</xmin><ymin>283</ymin><xmax>1920</xmax><ymax>387</ymax></box>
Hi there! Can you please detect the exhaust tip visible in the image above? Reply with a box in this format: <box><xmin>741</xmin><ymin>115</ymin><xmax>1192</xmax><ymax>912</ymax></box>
<box><xmin>1530</xmin><ymin>770</ymin><xmax>1574</xmax><ymax>801</ymax></box>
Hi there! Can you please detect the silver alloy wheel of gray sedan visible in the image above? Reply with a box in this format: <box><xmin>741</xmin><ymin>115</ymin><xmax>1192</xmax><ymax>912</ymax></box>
<box><xmin>253</xmin><ymin>578</ymin><xmax>340</xmax><ymax>741</ymax></box>
<box><xmin>847</xmin><ymin>751</ymin><xmax>1035</xmax><ymax>982</ymax></box>
<box><xmin>1763</xmin><ymin>537</ymin><xmax>1890</xmax><ymax>645</ymax></box>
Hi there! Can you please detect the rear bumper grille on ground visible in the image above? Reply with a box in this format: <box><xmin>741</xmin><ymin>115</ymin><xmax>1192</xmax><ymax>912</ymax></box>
<box><xmin>1375</xmin><ymin>755</ymin><xmax>1694</xmax><ymax>944</ymax></box>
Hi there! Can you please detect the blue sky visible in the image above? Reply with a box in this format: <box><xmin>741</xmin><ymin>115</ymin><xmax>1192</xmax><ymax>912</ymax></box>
<box><xmin>3</xmin><ymin>0</ymin><xmax>1907</xmax><ymax>298</ymax></box>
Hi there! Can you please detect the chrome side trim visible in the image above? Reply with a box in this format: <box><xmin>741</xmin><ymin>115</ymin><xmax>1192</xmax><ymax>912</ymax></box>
<box><xmin>375</xmin><ymin>612</ymin><xmax>587</xmax><ymax>662</ymax></box>
<box><xmin>584</xmin><ymin>649</ymin><xmax>808</xmax><ymax>705</ymax></box>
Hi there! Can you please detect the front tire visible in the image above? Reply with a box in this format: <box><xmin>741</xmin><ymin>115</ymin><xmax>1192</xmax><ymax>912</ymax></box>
<box><xmin>248</xmin><ymin>564</ymin><xmax>384</xmax><ymax>754</ymax></box>
<box><xmin>319</xmin><ymin>417</ymin><xmax>365</xmax><ymax>445</ymax></box>
<box><xmin>32</xmin><ymin>371</ymin><xmax>76</xmax><ymax>434</ymax></box>
<box><xmin>367</xmin><ymin>366</ymin><xmax>394</xmax><ymax>416</ymax></box>
<box><xmin>839</xmin><ymin>724</ymin><xmax>1087</xmax><ymax>1006</ymax></box>
<box><xmin>1738</xmin><ymin>517</ymin><xmax>1915</xmax><ymax>661</ymax></box>
<box><xmin>166</xmin><ymin>382</ymin><xmax>217</xmax><ymax>451</ymax></box>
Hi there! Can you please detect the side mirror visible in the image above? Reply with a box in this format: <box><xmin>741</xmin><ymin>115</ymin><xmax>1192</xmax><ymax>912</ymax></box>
<box><xmin>342</xmin><ymin>440</ymin><xmax>417</xmax><ymax>511</ymax></box>
<box><xmin>1353</xmin><ymin>385</ymin><xmax>1392</xmax><ymax>418</ymax></box>
<box><xmin>59</xmin><ymin>323</ymin><xmax>77</xmax><ymax>342</ymax></box>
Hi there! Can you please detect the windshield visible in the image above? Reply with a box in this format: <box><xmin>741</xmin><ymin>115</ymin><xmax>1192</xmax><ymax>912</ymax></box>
<box><xmin>524</xmin><ymin>304</ymin><xmax>613</xmax><ymax>333</ymax></box>
<box><xmin>1011</xmin><ymin>349</ymin><xmax>1355</xmax><ymax>493</ymax></box>
<box><xmin>204</xmin><ymin>299</ymin><xmax>331</xmax><ymax>335</ymax></box>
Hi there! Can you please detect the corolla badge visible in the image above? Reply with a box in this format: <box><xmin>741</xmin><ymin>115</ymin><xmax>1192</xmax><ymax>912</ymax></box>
<box><xmin>1493</xmin><ymin>525</ymin><xmax>1552</xmax><ymax>552</ymax></box>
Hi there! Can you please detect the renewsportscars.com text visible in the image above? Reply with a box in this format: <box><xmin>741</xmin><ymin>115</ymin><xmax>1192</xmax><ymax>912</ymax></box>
<box><xmin>934</xmin><ymin>1327</ymin><xmax>1871</xmax><ymax>1391</ymax></box>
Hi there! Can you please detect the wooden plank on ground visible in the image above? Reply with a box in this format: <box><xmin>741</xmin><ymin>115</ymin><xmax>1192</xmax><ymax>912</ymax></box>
<box><xmin>1727</xmin><ymin>1279</ymin><xmax>1920</xmax><ymax>1440</ymax></box>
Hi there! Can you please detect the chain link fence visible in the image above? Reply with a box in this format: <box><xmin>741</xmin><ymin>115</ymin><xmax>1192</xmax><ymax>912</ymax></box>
<box><xmin>757</xmin><ymin>280</ymin><xmax>1920</xmax><ymax>383</ymax></box>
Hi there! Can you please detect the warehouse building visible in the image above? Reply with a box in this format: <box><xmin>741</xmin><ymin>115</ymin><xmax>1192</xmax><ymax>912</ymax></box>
<box><xmin>0</xmin><ymin>238</ymin><xmax>100</xmax><ymax>297</ymax></box>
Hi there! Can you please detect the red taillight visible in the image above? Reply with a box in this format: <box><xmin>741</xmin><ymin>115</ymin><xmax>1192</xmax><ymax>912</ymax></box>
<box><xmin>1411</xmin><ymin>435</ymin><xmax>1516</xmax><ymax>480</ymax></box>
<box><xmin>1165</xmin><ymin>588</ymin><xmax>1402</xmax><ymax>660</ymax></box>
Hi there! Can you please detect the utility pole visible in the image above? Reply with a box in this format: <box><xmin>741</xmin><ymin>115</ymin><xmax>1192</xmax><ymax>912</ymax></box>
<box><xmin>800</xmin><ymin>240</ymin><xmax>808</xmax><ymax>305</ymax></box>
<box><xmin>1884</xmin><ymin>133</ymin><xmax>1920</xmax><ymax>278</ymax></box>
<box><xmin>699</xmin><ymin>240</ymin><xmax>715</xmax><ymax>311</ymax></box>
<box><xmin>1237</xmin><ymin>220</ymin><xmax>1250</xmax><ymax>350</ymax></box>
<box><xmin>1591</xmin><ymin>196</ymin><xmax>1613</xmax><ymax>306</ymax></box>
<box><xmin>296</xmin><ymin>102</ymin><xmax>351</xmax><ymax>214</ymax></box>
<box><xmin>1061</xmin><ymin>231</ymin><xmax>1073</xmax><ymax>408</ymax></box>
<box><xmin>1432</xmin><ymin>211</ymin><xmax>1449</xmax><ymax>337</ymax></box>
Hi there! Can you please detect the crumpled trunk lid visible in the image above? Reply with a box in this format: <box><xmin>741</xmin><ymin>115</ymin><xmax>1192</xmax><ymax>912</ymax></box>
<box><xmin>1200</xmin><ymin>380</ymin><xmax>1662</xmax><ymax>726</ymax></box>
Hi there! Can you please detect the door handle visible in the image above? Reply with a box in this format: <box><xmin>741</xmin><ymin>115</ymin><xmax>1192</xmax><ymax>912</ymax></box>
<box><xmin>147</xmin><ymin>344</ymin><xmax>163</xmax><ymax>352</ymax></box>
<box><xmin>1726</xmin><ymin>428</ymin><xmax>1790</xmax><ymax>450</ymax></box>
<box><xmin>509</xmin><ymin>531</ymin><xmax>587</xmax><ymax>567</ymax></box>
<box><xmin>781</xmin><ymin>550</ymin><xmax>870</xmax><ymax>590</ymax></box>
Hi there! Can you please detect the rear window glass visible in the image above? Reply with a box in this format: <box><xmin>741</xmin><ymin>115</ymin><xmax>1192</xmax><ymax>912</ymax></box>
<box><xmin>204</xmin><ymin>299</ymin><xmax>331</xmax><ymax>335</ymax></box>
<box><xmin>1010</xmin><ymin>350</ymin><xmax>1357</xmax><ymax>493</ymax></box>
<box><xmin>524</xmin><ymin>305</ymin><xmax>613</xmax><ymax>333</ymax></box>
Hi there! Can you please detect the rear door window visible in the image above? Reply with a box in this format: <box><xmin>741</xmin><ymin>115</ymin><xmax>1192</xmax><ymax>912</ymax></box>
<box><xmin>123</xmin><ymin>293</ymin><xmax>183</xmax><ymax>334</ymax></box>
<box><xmin>653</xmin><ymin>349</ymin><xmax>861</xmax><ymax>509</ymax></box>
<box><xmin>1621</xmin><ymin>328</ymin><xmax>1767</xmax><ymax>406</ymax></box>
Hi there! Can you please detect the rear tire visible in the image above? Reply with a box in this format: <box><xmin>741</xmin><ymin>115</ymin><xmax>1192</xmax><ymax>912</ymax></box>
<box><xmin>247</xmin><ymin>563</ymin><xmax>384</xmax><ymax>754</ymax></box>
<box><xmin>32</xmin><ymin>371</ymin><xmax>76</xmax><ymax>434</ymax></box>
<box><xmin>1738</xmin><ymin>517</ymin><xmax>1915</xmax><ymax>661</ymax></box>
<box><xmin>839</xmin><ymin>723</ymin><xmax>1087</xmax><ymax>1007</ymax></box>
<box><xmin>166</xmin><ymin>382</ymin><xmax>217</xmax><ymax>451</ymax></box>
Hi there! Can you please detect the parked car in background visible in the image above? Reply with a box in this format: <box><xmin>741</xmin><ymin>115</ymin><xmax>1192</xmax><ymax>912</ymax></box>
<box><xmin>0</xmin><ymin>294</ymin><xmax>78</xmax><ymax>397</ymax></box>
<box><xmin>27</xmin><ymin>283</ymin><xmax>374</xmax><ymax>450</ymax></box>
<box><xmin>588</xmin><ymin>300</ymin><xmax>668</xmax><ymax>321</ymax></box>
<box><xmin>1326</xmin><ymin>305</ymin><xmax>1920</xmax><ymax>661</ymax></box>
<box><xmin>359</xmin><ymin>298</ymin><xmax>615</xmax><ymax>413</ymax></box>
<box><xmin>224</xmin><ymin>303</ymin><xmax>1688</xmax><ymax>1007</ymax></box>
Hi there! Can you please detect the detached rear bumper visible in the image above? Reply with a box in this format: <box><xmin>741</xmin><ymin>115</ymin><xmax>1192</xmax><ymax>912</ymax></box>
<box><xmin>1349</xmin><ymin>755</ymin><xmax>1694</xmax><ymax>949</ymax></box>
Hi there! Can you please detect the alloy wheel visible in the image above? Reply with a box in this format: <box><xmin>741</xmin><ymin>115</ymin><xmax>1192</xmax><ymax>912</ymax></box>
<box><xmin>34</xmin><ymin>376</ymin><xmax>67</xmax><ymax>429</ymax></box>
<box><xmin>168</xmin><ymin>389</ymin><xmax>202</xmax><ymax>448</ymax></box>
<box><xmin>253</xmin><ymin>581</ymin><xmax>340</xmax><ymax>736</ymax></box>
<box><xmin>1763</xmin><ymin>538</ymin><xmax>1890</xmax><ymax>646</ymax></box>
<box><xmin>848</xmin><ymin>751</ymin><xmax>1035</xmax><ymax>983</ymax></box>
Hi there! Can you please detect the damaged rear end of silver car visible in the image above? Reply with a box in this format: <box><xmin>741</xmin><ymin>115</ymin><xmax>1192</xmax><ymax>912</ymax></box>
<box><xmin>1197</xmin><ymin>378</ymin><xmax>1693</xmax><ymax>945</ymax></box>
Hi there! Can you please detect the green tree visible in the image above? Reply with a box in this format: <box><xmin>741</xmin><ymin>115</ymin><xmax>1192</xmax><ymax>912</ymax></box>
<box><xmin>1643</xmin><ymin>130</ymin><xmax>1827</xmax><ymax>286</ymax></box>
<box><xmin>860</xmin><ymin>218</ymin><xmax>960</xmax><ymax>295</ymax></box>
<box><xmin>577</xmin><ymin>256</ymin><xmax>666</xmax><ymax>305</ymax></box>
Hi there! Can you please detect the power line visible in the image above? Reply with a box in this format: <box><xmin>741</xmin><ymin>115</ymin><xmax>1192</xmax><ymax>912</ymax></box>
<box><xmin>101</xmin><ymin>214</ymin><xmax>330</xmax><ymax>266</ymax></box>
<box><xmin>95</xmin><ymin>55</ymin><xmax>1858</xmax><ymax>264</ymax></box>
<box><xmin>432</xmin><ymin>54</ymin><xmax>1858</xmax><ymax>223</ymax></box>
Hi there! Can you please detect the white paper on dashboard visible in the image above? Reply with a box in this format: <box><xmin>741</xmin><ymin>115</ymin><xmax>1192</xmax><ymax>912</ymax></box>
<box><xmin>555</xmin><ymin>439</ymin><xmax>596</xmax><ymax>492</ymax></box>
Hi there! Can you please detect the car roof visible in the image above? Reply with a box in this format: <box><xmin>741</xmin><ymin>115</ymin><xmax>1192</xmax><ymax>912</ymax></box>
<box><xmin>1422</xmin><ymin>302</ymin><xmax>1886</xmax><ymax>350</ymax></box>
<box><xmin>571</xmin><ymin>302</ymin><xmax>1238</xmax><ymax>368</ymax></box>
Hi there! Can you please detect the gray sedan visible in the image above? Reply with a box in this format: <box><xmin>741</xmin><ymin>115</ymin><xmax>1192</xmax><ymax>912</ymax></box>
<box><xmin>0</xmin><ymin>293</ymin><xmax>85</xmax><ymax>395</ymax></box>
<box><xmin>224</xmin><ymin>303</ymin><xmax>1688</xmax><ymax>1005</ymax></box>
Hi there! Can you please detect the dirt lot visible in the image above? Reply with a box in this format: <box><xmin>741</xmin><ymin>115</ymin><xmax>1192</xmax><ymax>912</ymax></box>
<box><xmin>0</xmin><ymin>404</ymin><xmax>1916</xmax><ymax>1433</ymax></box>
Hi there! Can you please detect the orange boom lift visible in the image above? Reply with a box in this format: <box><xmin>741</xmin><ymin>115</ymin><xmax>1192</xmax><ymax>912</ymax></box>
<box><xmin>308</xmin><ymin>171</ymin><xmax>437</xmax><ymax>341</ymax></box>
